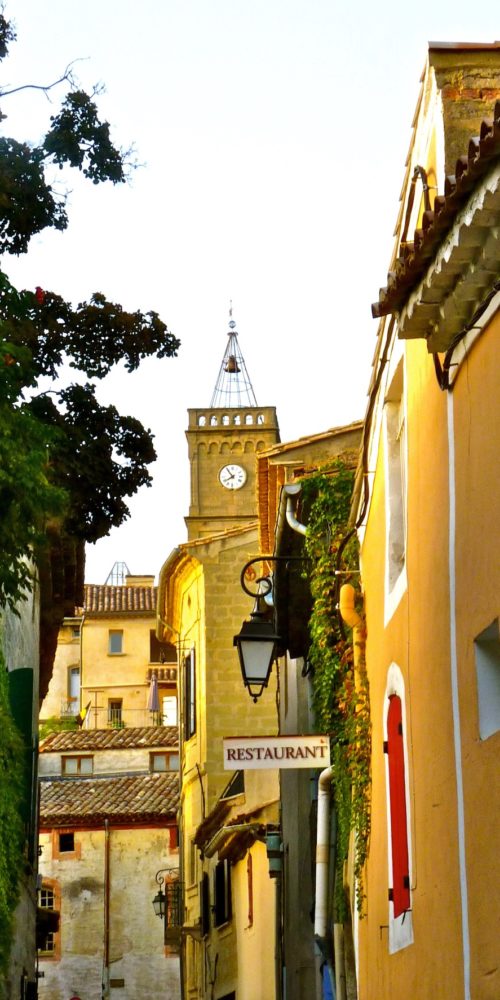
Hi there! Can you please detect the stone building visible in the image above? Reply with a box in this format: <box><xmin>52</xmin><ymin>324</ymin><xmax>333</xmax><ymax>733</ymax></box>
<box><xmin>38</xmin><ymin>726</ymin><xmax>180</xmax><ymax>999</ymax></box>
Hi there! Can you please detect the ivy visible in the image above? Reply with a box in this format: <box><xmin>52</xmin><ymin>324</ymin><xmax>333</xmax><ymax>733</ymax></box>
<box><xmin>301</xmin><ymin>457</ymin><xmax>371</xmax><ymax>917</ymax></box>
<box><xmin>0</xmin><ymin>648</ymin><xmax>25</xmax><ymax>975</ymax></box>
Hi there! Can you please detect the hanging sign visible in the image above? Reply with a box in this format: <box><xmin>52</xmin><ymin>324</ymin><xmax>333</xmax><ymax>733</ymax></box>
<box><xmin>223</xmin><ymin>734</ymin><xmax>330</xmax><ymax>770</ymax></box>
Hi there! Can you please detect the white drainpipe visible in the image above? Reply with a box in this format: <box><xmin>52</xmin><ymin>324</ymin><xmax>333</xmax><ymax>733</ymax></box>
<box><xmin>314</xmin><ymin>764</ymin><xmax>333</xmax><ymax>939</ymax></box>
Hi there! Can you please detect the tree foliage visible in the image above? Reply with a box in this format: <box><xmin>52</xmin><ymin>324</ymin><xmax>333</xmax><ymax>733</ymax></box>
<box><xmin>0</xmin><ymin>8</ymin><xmax>180</xmax><ymax>608</ymax></box>
<box><xmin>0</xmin><ymin>648</ymin><xmax>25</xmax><ymax>975</ymax></box>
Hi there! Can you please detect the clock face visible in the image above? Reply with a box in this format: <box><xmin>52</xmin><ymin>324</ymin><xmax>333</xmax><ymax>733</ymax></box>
<box><xmin>219</xmin><ymin>464</ymin><xmax>247</xmax><ymax>490</ymax></box>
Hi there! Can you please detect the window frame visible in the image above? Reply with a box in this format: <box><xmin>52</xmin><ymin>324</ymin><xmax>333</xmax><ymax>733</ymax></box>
<box><xmin>62</xmin><ymin>754</ymin><xmax>94</xmax><ymax>777</ymax></box>
<box><xmin>149</xmin><ymin>751</ymin><xmax>180</xmax><ymax>773</ymax></box>
<box><xmin>213</xmin><ymin>859</ymin><xmax>232</xmax><ymax>928</ymax></box>
<box><xmin>108</xmin><ymin>629</ymin><xmax>124</xmax><ymax>655</ymax></box>
<box><xmin>38</xmin><ymin>879</ymin><xmax>61</xmax><ymax>960</ymax></box>
<box><xmin>184</xmin><ymin>648</ymin><xmax>196</xmax><ymax>740</ymax></box>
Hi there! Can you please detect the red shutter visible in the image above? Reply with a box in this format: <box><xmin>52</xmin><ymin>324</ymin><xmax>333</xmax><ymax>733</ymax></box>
<box><xmin>387</xmin><ymin>694</ymin><xmax>410</xmax><ymax>917</ymax></box>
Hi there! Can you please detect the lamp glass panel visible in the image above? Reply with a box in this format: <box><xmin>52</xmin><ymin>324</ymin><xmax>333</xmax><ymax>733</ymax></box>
<box><xmin>240</xmin><ymin>639</ymin><xmax>275</xmax><ymax>682</ymax></box>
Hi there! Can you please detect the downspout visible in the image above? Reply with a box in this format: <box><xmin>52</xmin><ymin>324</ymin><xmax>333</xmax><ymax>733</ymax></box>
<box><xmin>314</xmin><ymin>766</ymin><xmax>346</xmax><ymax>1000</ymax></box>
<box><xmin>103</xmin><ymin>819</ymin><xmax>110</xmax><ymax>999</ymax></box>
<box><xmin>283</xmin><ymin>483</ymin><xmax>307</xmax><ymax>536</ymax></box>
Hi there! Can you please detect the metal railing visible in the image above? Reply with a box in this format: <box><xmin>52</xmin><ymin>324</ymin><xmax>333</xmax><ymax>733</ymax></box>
<box><xmin>83</xmin><ymin>707</ymin><xmax>177</xmax><ymax>730</ymax></box>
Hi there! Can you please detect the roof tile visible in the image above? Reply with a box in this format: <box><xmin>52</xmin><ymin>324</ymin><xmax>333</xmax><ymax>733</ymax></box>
<box><xmin>40</xmin><ymin>772</ymin><xmax>179</xmax><ymax>826</ymax></box>
<box><xmin>40</xmin><ymin>726</ymin><xmax>178</xmax><ymax>753</ymax></box>
<box><xmin>84</xmin><ymin>584</ymin><xmax>157</xmax><ymax>614</ymax></box>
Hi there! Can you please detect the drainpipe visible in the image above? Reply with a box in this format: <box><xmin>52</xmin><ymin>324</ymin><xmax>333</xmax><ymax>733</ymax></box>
<box><xmin>314</xmin><ymin>586</ymin><xmax>363</xmax><ymax>1000</ymax></box>
<box><xmin>103</xmin><ymin>819</ymin><xmax>110</xmax><ymax>999</ymax></box>
<box><xmin>283</xmin><ymin>483</ymin><xmax>307</xmax><ymax>536</ymax></box>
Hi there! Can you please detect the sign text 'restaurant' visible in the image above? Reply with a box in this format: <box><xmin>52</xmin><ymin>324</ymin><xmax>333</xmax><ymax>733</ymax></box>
<box><xmin>223</xmin><ymin>735</ymin><xmax>330</xmax><ymax>770</ymax></box>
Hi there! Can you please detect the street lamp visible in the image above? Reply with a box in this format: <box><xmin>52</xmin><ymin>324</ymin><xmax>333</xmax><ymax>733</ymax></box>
<box><xmin>233</xmin><ymin>562</ymin><xmax>282</xmax><ymax>702</ymax></box>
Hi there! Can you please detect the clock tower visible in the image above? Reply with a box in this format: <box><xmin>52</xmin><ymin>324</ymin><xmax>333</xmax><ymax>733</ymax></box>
<box><xmin>185</xmin><ymin>308</ymin><xmax>280</xmax><ymax>540</ymax></box>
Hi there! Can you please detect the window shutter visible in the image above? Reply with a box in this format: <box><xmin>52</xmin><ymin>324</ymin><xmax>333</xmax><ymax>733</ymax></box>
<box><xmin>387</xmin><ymin>694</ymin><xmax>410</xmax><ymax>917</ymax></box>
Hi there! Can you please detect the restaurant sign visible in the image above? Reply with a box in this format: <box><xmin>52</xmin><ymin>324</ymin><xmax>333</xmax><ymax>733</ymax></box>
<box><xmin>223</xmin><ymin>734</ymin><xmax>330</xmax><ymax>770</ymax></box>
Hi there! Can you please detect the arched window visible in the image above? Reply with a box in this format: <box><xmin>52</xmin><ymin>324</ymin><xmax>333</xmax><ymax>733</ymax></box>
<box><xmin>198</xmin><ymin>415</ymin><xmax>206</xmax><ymax>427</ymax></box>
<box><xmin>210</xmin><ymin>415</ymin><xmax>218</xmax><ymax>426</ymax></box>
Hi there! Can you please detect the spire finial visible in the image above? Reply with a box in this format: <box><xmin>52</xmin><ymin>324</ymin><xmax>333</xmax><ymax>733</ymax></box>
<box><xmin>210</xmin><ymin>304</ymin><xmax>258</xmax><ymax>408</ymax></box>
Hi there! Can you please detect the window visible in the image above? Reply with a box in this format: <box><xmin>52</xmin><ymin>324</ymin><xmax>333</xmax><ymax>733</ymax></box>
<box><xmin>474</xmin><ymin>619</ymin><xmax>500</xmax><ymax>740</ymax></box>
<box><xmin>150</xmin><ymin>752</ymin><xmax>180</xmax><ymax>772</ymax></box>
<box><xmin>184</xmin><ymin>649</ymin><xmax>196</xmax><ymax>740</ymax></box>
<box><xmin>62</xmin><ymin>755</ymin><xmax>93</xmax><ymax>776</ymax></box>
<box><xmin>108</xmin><ymin>699</ymin><xmax>123</xmax><ymax>727</ymax></box>
<box><xmin>247</xmin><ymin>853</ymin><xmax>254</xmax><ymax>927</ymax></box>
<box><xmin>188</xmin><ymin>839</ymin><xmax>197</xmax><ymax>886</ymax></box>
<box><xmin>59</xmin><ymin>832</ymin><xmax>75</xmax><ymax>853</ymax></box>
<box><xmin>150</xmin><ymin>631</ymin><xmax>176</xmax><ymax>664</ymax></box>
<box><xmin>39</xmin><ymin>886</ymin><xmax>55</xmax><ymax>953</ymax></box>
<box><xmin>108</xmin><ymin>630</ymin><xmax>123</xmax><ymax>655</ymax></box>
<box><xmin>383</xmin><ymin>664</ymin><xmax>413</xmax><ymax>953</ymax></box>
<box><xmin>38</xmin><ymin>882</ymin><xmax>60</xmax><ymax>958</ymax></box>
<box><xmin>201</xmin><ymin>872</ymin><xmax>210</xmax><ymax>936</ymax></box>
<box><xmin>213</xmin><ymin>859</ymin><xmax>232</xmax><ymax>927</ymax></box>
<box><xmin>162</xmin><ymin>695</ymin><xmax>178</xmax><ymax>726</ymax></box>
<box><xmin>384</xmin><ymin>358</ymin><xmax>407</xmax><ymax>612</ymax></box>
<box><xmin>71</xmin><ymin>627</ymin><xmax>80</xmax><ymax>640</ymax></box>
<box><xmin>52</xmin><ymin>829</ymin><xmax>81</xmax><ymax>861</ymax></box>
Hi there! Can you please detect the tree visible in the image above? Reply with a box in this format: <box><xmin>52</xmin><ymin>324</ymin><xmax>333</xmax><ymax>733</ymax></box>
<box><xmin>0</xmin><ymin>7</ymin><xmax>180</xmax><ymax>613</ymax></box>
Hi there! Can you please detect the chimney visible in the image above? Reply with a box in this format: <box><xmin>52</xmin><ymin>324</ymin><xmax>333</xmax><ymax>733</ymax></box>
<box><xmin>429</xmin><ymin>43</ymin><xmax>500</xmax><ymax>175</ymax></box>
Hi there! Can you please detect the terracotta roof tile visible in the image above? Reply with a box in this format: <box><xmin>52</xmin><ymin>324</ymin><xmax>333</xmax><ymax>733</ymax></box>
<box><xmin>84</xmin><ymin>584</ymin><xmax>157</xmax><ymax>614</ymax></box>
<box><xmin>40</xmin><ymin>726</ymin><xmax>178</xmax><ymax>753</ymax></box>
<box><xmin>40</xmin><ymin>772</ymin><xmax>179</xmax><ymax>826</ymax></box>
<box><xmin>373</xmin><ymin>100</ymin><xmax>500</xmax><ymax>318</ymax></box>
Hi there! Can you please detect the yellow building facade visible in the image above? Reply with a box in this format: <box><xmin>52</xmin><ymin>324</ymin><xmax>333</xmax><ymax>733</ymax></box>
<box><xmin>353</xmin><ymin>44</ymin><xmax>500</xmax><ymax>1000</ymax></box>
<box><xmin>42</xmin><ymin>575</ymin><xmax>177</xmax><ymax>731</ymax></box>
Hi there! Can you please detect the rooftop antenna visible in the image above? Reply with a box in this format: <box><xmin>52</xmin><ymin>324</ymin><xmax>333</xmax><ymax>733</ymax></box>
<box><xmin>210</xmin><ymin>303</ymin><xmax>258</xmax><ymax>408</ymax></box>
<box><xmin>105</xmin><ymin>561</ymin><xmax>130</xmax><ymax>586</ymax></box>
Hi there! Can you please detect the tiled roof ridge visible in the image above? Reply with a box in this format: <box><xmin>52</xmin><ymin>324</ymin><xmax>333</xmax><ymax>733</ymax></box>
<box><xmin>84</xmin><ymin>583</ymin><xmax>158</xmax><ymax>614</ymax></box>
<box><xmin>373</xmin><ymin>99</ymin><xmax>500</xmax><ymax>319</ymax></box>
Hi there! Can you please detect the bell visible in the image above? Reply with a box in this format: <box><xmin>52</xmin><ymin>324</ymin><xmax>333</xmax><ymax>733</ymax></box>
<box><xmin>225</xmin><ymin>355</ymin><xmax>240</xmax><ymax>374</ymax></box>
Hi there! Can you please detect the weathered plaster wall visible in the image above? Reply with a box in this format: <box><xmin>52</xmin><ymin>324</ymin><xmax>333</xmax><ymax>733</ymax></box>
<box><xmin>38</xmin><ymin>826</ymin><xmax>180</xmax><ymax>1000</ymax></box>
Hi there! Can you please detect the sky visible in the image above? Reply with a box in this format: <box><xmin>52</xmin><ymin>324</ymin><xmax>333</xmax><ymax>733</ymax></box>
<box><xmin>3</xmin><ymin>0</ymin><xmax>500</xmax><ymax>584</ymax></box>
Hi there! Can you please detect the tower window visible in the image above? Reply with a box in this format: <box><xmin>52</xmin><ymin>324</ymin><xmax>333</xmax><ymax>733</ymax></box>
<box><xmin>222</xmin><ymin>414</ymin><xmax>229</xmax><ymax>425</ymax></box>
<box><xmin>233</xmin><ymin>414</ymin><xmax>241</xmax><ymax>425</ymax></box>
<box><xmin>210</xmin><ymin>415</ymin><xmax>218</xmax><ymax>426</ymax></box>
<box><xmin>198</xmin><ymin>415</ymin><xmax>206</xmax><ymax>426</ymax></box>
<box><xmin>245</xmin><ymin>414</ymin><xmax>253</xmax><ymax>425</ymax></box>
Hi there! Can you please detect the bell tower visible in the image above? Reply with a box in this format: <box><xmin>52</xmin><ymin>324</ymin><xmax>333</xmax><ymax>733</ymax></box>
<box><xmin>185</xmin><ymin>307</ymin><xmax>280</xmax><ymax>540</ymax></box>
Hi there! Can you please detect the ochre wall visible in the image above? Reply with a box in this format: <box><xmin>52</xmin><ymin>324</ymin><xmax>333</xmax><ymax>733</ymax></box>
<box><xmin>452</xmin><ymin>315</ymin><xmax>500</xmax><ymax>1000</ymax></box>
<box><xmin>359</xmin><ymin>336</ymin><xmax>464</xmax><ymax>998</ymax></box>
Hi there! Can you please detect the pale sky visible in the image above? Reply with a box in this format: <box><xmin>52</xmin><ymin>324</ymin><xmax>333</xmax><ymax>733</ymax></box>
<box><xmin>3</xmin><ymin>0</ymin><xmax>499</xmax><ymax>583</ymax></box>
